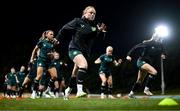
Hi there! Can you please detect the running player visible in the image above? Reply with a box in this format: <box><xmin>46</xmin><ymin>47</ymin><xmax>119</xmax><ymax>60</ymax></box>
<box><xmin>95</xmin><ymin>46</ymin><xmax>122</xmax><ymax>99</ymax></box>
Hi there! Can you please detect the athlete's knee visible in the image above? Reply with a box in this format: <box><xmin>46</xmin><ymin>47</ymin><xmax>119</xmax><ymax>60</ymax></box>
<box><xmin>102</xmin><ymin>80</ymin><xmax>106</xmax><ymax>85</ymax></box>
<box><xmin>51</xmin><ymin>76</ymin><xmax>57</xmax><ymax>81</ymax></box>
<box><xmin>74</xmin><ymin>57</ymin><xmax>88</xmax><ymax>69</ymax></box>
<box><xmin>108</xmin><ymin>81</ymin><xmax>112</xmax><ymax>86</ymax></box>
<box><xmin>151</xmin><ymin>70</ymin><xmax>157</xmax><ymax>75</ymax></box>
<box><xmin>79</xmin><ymin>65</ymin><xmax>88</xmax><ymax>70</ymax></box>
<box><xmin>107</xmin><ymin>77</ymin><xmax>112</xmax><ymax>85</ymax></box>
<box><xmin>148</xmin><ymin>66</ymin><xmax>157</xmax><ymax>75</ymax></box>
<box><xmin>51</xmin><ymin>75</ymin><xmax>57</xmax><ymax>80</ymax></box>
<box><xmin>61</xmin><ymin>81</ymin><xmax>65</xmax><ymax>87</ymax></box>
<box><xmin>35</xmin><ymin>76</ymin><xmax>41</xmax><ymax>81</ymax></box>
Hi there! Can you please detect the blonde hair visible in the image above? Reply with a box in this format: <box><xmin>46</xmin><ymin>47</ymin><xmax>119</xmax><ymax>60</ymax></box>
<box><xmin>82</xmin><ymin>6</ymin><xmax>96</xmax><ymax>15</ymax></box>
<box><xmin>39</xmin><ymin>30</ymin><xmax>53</xmax><ymax>41</ymax></box>
<box><xmin>106</xmin><ymin>46</ymin><xmax>113</xmax><ymax>51</ymax></box>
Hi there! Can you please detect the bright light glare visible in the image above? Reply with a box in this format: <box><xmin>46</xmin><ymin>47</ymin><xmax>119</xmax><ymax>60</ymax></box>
<box><xmin>155</xmin><ymin>25</ymin><xmax>169</xmax><ymax>38</ymax></box>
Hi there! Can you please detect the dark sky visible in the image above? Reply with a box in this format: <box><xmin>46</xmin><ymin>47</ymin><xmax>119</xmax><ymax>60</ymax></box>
<box><xmin>1</xmin><ymin>0</ymin><xmax>180</xmax><ymax>76</ymax></box>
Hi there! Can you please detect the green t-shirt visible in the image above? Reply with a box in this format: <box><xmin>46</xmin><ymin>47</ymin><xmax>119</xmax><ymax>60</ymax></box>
<box><xmin>99</xmin><ymin>54</ymin><xmax>115</xmax><ymax>73</ymax></box>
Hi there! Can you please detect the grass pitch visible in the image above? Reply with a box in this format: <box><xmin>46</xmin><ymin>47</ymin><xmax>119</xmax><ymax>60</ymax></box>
<box><xmin>0</xmin><ymin>95</ymin><xmax>180</xmax><ymax>111</ymax></box>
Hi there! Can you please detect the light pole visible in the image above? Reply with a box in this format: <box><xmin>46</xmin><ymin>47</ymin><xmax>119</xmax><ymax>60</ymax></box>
<box><xmin>160</xmin><ymin>57</ymin><xmax>165</xmax><ymax>94</ymax></box>
<box><xmin>154</xmin><ymin>25</ymin><xmax>169</xmax><ymax>95</ymax></box>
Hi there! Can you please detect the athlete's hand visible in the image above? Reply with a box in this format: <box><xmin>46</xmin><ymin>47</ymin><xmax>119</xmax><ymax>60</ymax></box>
<box><xmin>97</xmin><ymin>23</ymin><xmax>106</xmax><ymax>32</ymax></box>
<box><xmin>126</xmin><ymin>56</ymin><xmax>132</xmax><ymax>61</ymax></box>
<box><xmin>52</xmin><ymin>38</ymin><xmax>59</xmax><ymax>45</ymax></box>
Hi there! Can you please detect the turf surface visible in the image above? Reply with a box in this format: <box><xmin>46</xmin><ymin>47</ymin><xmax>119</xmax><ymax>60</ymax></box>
<box><xmin>0</xmin><ymin>96</ymin><xmax>180</xmax><ymax>110</ymax></box>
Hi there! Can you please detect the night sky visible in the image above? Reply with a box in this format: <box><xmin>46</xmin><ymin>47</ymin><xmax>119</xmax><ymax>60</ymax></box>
<box><xmin>1</xmin><ymin>0</ymin><xmax>180</xmax><ymax>88</ymax></box>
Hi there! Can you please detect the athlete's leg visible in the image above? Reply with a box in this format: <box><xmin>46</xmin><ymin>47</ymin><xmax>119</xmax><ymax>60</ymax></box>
<box><xmin>73</xmin><ymin>54</ymin><xmax>88</xmax><ymax>97</ymax></box>
<box><xmin>107</xmin><ymin>75</ymin><xmax>115</xmax><ymax>99</ymax></box>
<box><xmin>141</xmin><ymin>63</ymin><xmax>157</xmax><ymax>95</ymax></box>
<box><xmin>99</xmin><ymin>73</ymin><xmax>107</xmax><ymax>99</ymax></box>
<box><xmin>128</xmin><ymin>69</ymin><xmax>147</xmax><ymax>98</ymax></box>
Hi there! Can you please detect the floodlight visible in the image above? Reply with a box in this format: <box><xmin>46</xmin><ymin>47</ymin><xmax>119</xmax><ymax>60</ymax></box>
<box><xmin>154</xmin><ymin>25</ymin><xmax>169</xmax><ymax>38</ymax></box>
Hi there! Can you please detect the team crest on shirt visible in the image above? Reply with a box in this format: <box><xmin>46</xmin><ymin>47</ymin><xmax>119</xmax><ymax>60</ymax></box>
<box><xmin>80</xmin><ymin>24</ymin><xmax>85</xmax><ymax>28</ymax></box>
<box><xmin>91</xmin><ymin>27</ymin><xmax>96</xmax><ymax>31</ymax></box>
<box><xmin>105</xmin><ymin>58</ymin><xmax>112</xmax><ymax>62</ymax></box>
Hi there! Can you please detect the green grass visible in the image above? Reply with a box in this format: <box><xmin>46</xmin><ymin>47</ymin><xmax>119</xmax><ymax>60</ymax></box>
<box><xmin>0</xmin><ymin>97</ymin><xmax>180</xmax><ymax>110</ymax></box>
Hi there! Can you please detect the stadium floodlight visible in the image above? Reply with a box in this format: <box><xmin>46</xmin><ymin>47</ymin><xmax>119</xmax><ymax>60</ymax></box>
<box><xmin>154</xmin><ymin>25</ymin><xmax>169</xmax><ymax>95</ymax></box>
<box><xmin>154</xmin><ymin>25</ymin><xmax>169</xmax><ymax>38</ymax></box>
